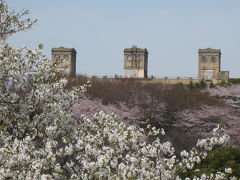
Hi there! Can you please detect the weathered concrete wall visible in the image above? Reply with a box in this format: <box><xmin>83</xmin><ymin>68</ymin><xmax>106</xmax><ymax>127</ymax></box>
<box><xmin>141</xmin><ymin>78</ymin><xmax>200</xmax><ymax>85</ymax></box>
<box><xmin>77</xmin><ymin>77</ymin><xmax>225</xmax><ymax>85</ymax></box>
<box><xmin>220</xmin><ymin>71</ymin><xmax>229</xmax><ymax>81</ymax></box>
<box><xmin>125</xmin><ymin>69</ymin><xmax>145</xmax><ymax>78</ymax></box>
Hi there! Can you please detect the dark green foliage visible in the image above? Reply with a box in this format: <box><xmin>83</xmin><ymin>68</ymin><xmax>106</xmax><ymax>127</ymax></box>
<box><xmin>216</xmin><ymin>78</ymin><xmax>240</xmax><ymax>87</ymax></box>
<box><xmin>195</xmin><ymin>82</ymin><xmax>201</xmax><ymax>89</ymax></box>
<box><xmin>219</xmin><ymin>80</ymin><xmax>227</xmax><ymax>87</ymax></box>
<box><xmin>209</xmin><ymin>81</ymin><xmax>215</xmax><ymax>88</ymax></box>
<box><xmin>229</xmin><ymin>78</ymin><xmax>240</xmax><ymax>85</ymax></box>
<box><xmin>181</xmin><ymin>146</ymin><xmax>240</xmax><ymax>179</ymax></box>
<box><xmin>187</xmin><ymin>80</ymin><xmax>207</xmax><ymax>90</ymax></box>
<box><xmin>188</xmin><ymin>81</ymin><xmax>195</xmax><ymax>90</ymax></box>
<box><xmin>200</xmin><ymin>79</ymin><xmax>207</xmax><ymax>89</ymax></box>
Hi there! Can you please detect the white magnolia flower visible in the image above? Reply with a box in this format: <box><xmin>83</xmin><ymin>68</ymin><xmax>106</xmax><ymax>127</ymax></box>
<box><xmin>225</xmin><ymin>167</ymin><xmax>232</xmax><ymax>174</ymax></box>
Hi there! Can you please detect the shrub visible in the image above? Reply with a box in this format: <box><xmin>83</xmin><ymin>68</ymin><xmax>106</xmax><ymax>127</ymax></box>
<box><xmin>229</xmin><ymin>78</ymin><xmax>240</xmax><ymax>85</ymax></box>
<box><xmin>219</xmin><ymin>80</ymin><xmax>231</xmax><ymax>87</ymax></box>
<box><xmin>200</xmin><ymin>79</ymin><xmax>207</xmax><ymax>89</ymax></box>
<box><xmin>188</xmin><ymin>80</ymin><xmax>195</xmax><ymax>90</ymax></box>
<box><xmin>209</xmin><ymin>81</ymin><xmax>215</xmax><ymax>88</ymax></box>
<box><xmin>181</xmin><ymin>146</ymin><xmax>240</xmax><ymax>179</ymax></box>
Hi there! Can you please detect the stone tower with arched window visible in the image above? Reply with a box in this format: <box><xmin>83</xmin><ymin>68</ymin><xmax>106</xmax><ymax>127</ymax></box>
<box><xmin>124</xmin><ymin>45</ymin><xmax>148</xmax><ymax>78</ymax></box>
<box><xmin>198</xmin><ymin>48</ymin><xmax>229</xmax><ymax>81</ymax></box>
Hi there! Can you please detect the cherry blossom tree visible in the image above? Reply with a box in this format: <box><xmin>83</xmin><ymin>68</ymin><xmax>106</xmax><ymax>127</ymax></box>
<box><xmin>0</xmin><ymin>0</ymin><xmax>236</xmax><ymax>179</ymax></box>
<box><xmin>207</xmin><ymin>85</ymin><xmax>240</xmax><ymax>108</ymax></box>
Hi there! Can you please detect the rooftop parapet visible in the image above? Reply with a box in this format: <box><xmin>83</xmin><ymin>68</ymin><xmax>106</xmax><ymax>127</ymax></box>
<box><xmin>124</xmin><ymin>45</ymin><xmax>148</xmax><ymax>54</ymax></box>
<box><xmin>51</xmin><ymin>47</ymin><xmax>77</xmax><ymax>53</ymax></box>
<box><xmin>198</xmin><ymin>48</ymin><xmax>221</xmax><ymax>53</ymax></box>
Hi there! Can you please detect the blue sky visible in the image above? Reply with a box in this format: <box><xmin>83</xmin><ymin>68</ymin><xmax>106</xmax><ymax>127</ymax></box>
<box><xmin>7</xmin><ymin>0</ymin><xmax>240</xmax><ymax>78</ymax></box>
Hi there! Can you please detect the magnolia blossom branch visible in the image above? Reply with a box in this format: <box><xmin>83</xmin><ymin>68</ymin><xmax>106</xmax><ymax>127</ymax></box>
<box><xmin>0</xmin><ymin>0</ymin><xmax>37</xmax><ymax>43</ymax></box>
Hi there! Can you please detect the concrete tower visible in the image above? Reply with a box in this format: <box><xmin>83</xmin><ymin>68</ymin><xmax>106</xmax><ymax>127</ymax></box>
<box><xmin>124</xmin><ymin>45</ymin><xmax>148</xmax><ymax>78</ymax></box>
<box><xmin>198</xmin><ymin>48</ymin><xmax>229</xmax><ymax>81</ymax></box>
<box><xmin>51</xmin><ymin>47</ymin><xmax>77</xmax><ymax>77</ymax></box>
